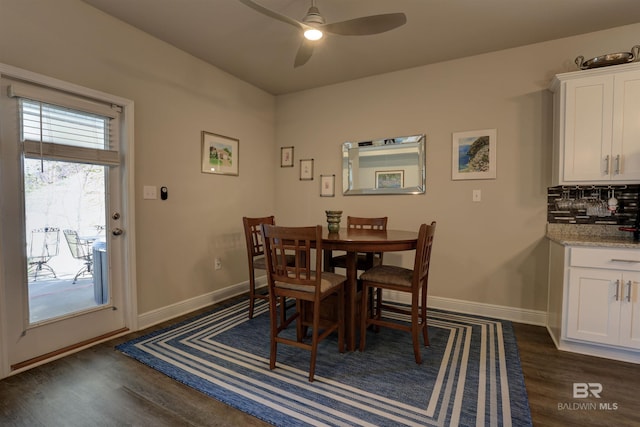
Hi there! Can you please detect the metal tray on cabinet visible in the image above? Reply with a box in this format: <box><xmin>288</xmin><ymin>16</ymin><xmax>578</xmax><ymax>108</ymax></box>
<box><xmin>575</xmin><ymin>45</ymin><xmax>640</xmax><ymax>70</ymax></box>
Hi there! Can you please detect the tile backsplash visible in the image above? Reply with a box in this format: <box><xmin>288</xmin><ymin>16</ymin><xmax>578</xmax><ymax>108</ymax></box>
<box><xmin>547</xmin><ymin>184</ymin><xmax>640</xmax><ymax>226</ymax></box>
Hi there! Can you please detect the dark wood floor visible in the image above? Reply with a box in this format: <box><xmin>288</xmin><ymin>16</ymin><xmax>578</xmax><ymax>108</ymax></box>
<box><xmin>1</xmin><ymin>301</ymin><xmax>639</xmax><ymax>426</ymax></box>
<box><xmin>513</xmin><ymin>322</ymin><xmax>640</xmax><ymax>427</ymax></box>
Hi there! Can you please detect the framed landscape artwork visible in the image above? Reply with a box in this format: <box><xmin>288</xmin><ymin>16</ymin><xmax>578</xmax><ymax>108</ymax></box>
<box><xmin>375</xmin><ymin>170</ymin><xmax>404</xmax><ymax>189</ymax></box>
<box><xmin>201</xmin><ymin>131</ymin><xmax>239</xmax><ymax>176</ymax></box>
<box><xmin>452</xmin><ymin>129</ymin><xmax>497</xmax><ymax>180</ymax></box>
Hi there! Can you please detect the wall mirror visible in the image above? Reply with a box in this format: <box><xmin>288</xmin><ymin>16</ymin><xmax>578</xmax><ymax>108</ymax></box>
<box><xmin>342</xmin><ymin>134</ymin><xmax>426</xmax><ymax>195</ymax></box>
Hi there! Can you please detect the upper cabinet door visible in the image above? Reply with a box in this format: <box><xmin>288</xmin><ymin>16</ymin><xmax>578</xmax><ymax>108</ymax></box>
<box><xmin>562</xmin><ymin>75</ymin><xmax>614</xmax><ymax>182</ymax></box>
<box><xmin>551</xmin><ymin>63</ymin><xmax>640</xmax><ymax>185</ymax></box>
<box><xmin>612</xmin><ymin>70</ymin><xmax>640</xmax><ymax>181</ymax></box>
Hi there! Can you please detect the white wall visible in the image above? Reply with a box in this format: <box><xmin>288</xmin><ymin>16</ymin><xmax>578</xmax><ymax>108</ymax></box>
<box><xmin>1</xmin><ymin>0</ymin><xmax>639</xmax><ymax>318</ymax></box>
<box><xmin>274</xmin><ymin>23</ymin><xmax>640</xmax><ymax>313</ymax></box>
<box><xmin>0</xmin><ymin>0</ymin><xmax>276</xmax><ymax>314</ymax></box>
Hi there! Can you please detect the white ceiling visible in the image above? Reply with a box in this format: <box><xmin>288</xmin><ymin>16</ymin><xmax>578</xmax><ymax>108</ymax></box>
<box><xmin>82</xmin><ymin>0</ymin><xmax>640</xmax><ymax>95</ymax></box>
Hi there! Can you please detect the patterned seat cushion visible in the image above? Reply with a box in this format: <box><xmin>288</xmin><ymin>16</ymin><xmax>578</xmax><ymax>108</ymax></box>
<box><xmin>360</xmin><ymin>265</ymin><xmax>413</xmax><ymax>288</ymax></box>
<box><xmin>275</xmin><ymin>271</ymin><xmax>346</xmax><ymax>293</ymax></box>
<box><xmin>253</xmin><ymin>256</ymin><xmax>267</xmax><ymax>270</ymax></box>
<box><xmin>253</xmin><ymin>254</ymin><xmax>295</xmax><ymax>270</ymax></box>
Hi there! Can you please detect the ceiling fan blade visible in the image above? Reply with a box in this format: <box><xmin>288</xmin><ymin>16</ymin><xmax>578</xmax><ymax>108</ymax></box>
<box><xmin>237</xmin><ymin>0</ymin><xmax>305</xmax><ymax>31</ymax></box>
<box><xmin>321</xmin><ymin>13</ymin><xmax>407</xmax><ymax>36</ymax></box>
<box><xmin>294</xmin><ymin>39</ymin><xmax>315</xmax><ymax>68</ymax></box>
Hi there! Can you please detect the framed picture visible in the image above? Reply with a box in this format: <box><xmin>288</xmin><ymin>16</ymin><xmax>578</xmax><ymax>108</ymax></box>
<box><xmin>300</xmin><ymin>159</ymin><xmax>314</xmax><ymax>180</ymax></box>
<box><xmin>280</xmin><ymin>146</ymin><xmax>294</xmax><ymax>167</ymax></box>
<box><xmin>201</xmin><ymin>131</ymin><xmax>239</xmax><ymax>176</ymax></box>
<box><xmin>320</xmin><ymin>174</ymin><xmax>335</xmax><ymax>197</ymax></box>
<box><xmin>375</xmin><ymin>170</ymin><xmax>404</xmax><ymax>189</ymax></box>
<box><xmin>452</xmin><ymin>128</ymin><xmax>497</xmax><ymax>180</ymax></box>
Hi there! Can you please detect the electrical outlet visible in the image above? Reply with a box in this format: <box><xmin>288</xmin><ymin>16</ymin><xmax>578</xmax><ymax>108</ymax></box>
<box><xmin>214</xmin><ymin>258</ymin><xmax>222</xmax><ymax>270</ymax></box>
<box><xmin>473</xmin><ymin>189</ymin><xmax>482</xmax><ymax>202</ymax></box>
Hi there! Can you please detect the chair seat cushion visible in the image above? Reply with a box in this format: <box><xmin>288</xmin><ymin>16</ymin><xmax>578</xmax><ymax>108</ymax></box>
<box><xmin>276</xmin><ymin>271</ymin><xmax>345</xmax><ymax>293</ymax></box>
<box><xmin>331</xmin><ymin>254</ymin><xmax>382</xmax><ymax>270</ymax></box>
<box><xmin>253</xmin><ymin>254</ymin><xmax>295</xmax><ymax>270</ymax></box>
<box><xmin>360</xmin><ymin>265</ymin><xmax>413</xmax><ymax>288</ymax></box>
<box><xmin>253</xmin><ymin>256</ymin><xmax>267</xmax><ymax>270</ymax></box>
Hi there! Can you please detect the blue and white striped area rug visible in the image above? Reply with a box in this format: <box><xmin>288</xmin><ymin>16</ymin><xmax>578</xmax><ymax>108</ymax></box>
<box><xmin>117</xmin><ymin>299</ymin><xmax>532</xmax><ymax>426</ymax></box>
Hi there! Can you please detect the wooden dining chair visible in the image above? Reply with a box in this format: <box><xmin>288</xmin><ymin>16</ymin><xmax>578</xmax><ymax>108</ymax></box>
<box><xmin>261</xmin><ymin>224</ymin><xmax>345</xmax><ymax>382</ymax></box>
<box><xmin>243</xmin><ymin>216</ymin><xmax>282</xmax><ymax>319</ymax></box>
<box><xmin>328</xmin><ymin>216</ymin><xmax>388</xmax><ymax>273</ymax></box>
<box><xmin>244</xmin><ymin>216</ymin><xmax>298</xmax><ymax>320</ymax></box>
<box><xmin>359</xmin><ymin>221</ymin><xmax>436</xmax><ymax>364</ymax></box>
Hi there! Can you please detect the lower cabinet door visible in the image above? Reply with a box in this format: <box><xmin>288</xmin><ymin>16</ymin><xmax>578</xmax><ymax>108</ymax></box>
<box><xmin>618</xmin><ymin>274</ymin><xmax>640</xmax><ymax>349</ymax></box>
<box><xmin>566</xmin><ymin>268</ymin><xmax>621</xmax><ymax>345</ymax></box>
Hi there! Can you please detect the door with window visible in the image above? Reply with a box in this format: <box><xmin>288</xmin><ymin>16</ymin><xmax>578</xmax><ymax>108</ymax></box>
<box><xmin>0</xmin><ymin>68</ymin><xmax>133</xmax><ymax>376</ymax></box>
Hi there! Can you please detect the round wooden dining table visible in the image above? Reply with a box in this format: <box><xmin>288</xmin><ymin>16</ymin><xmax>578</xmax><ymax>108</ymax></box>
<box><xmin>322</xmin><ymin>227</ymin><xmax>418</xmax><ymax>351</ymax></box>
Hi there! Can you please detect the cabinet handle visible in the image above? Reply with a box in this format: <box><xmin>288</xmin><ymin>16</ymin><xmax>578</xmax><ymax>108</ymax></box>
<box><xmin>610</xmin><ymin>259</ymin><xmax>640</xmax><ymax>263</ymax></box>
<box><xmin>615</xmin><ymin>154</ymin><xmax>621</xmax><ymax>175</ymax></box>
<box><xmin>615</xmin><ymin>279</ymin><xmax>621</xmax><ymax>301</ymax></box>
<box><xmin>604</xmin><ymin>155</ymin><xmax>610</xmax><ymax>175</ymax></box>
<box><xmin>626</xmin><ymin>281</ymin><xmax>632</xmax><ymax>302</ymax></box>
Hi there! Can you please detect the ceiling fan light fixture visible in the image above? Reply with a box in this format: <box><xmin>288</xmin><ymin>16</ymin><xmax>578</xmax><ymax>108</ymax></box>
<box><xmin>304</xmin><ymin>28</ymin><xmax>323</xmax><ymax>40</ymax></box>
<box><xmin>238</xmin><ymin>0</ymin><xmax>407</xmax><ymax>68</ymax></box>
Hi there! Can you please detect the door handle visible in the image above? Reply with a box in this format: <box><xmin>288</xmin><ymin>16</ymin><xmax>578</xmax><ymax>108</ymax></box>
<box><xmin>626</xmin><ymin>281</ymin><xmax>632</xmax><ymax>302</ymax></box>
<box><xmin>112</xmin><ymin>228</ymin><xmax>124</xmax><ymax>236</ymax></box>
<box><xmin>604</xmin><ymin>155</ymin><xmax>610</xmax><ymax>175</ymax></box>
<box><xmin>614</xmin><ymin>279</ymin><xmax>621</xmax><ymax>301</ymax></box>
<box><xmin>615</xmin><ymin>154</ymin><xmax>621</xmax><ymax>175</ymax></box>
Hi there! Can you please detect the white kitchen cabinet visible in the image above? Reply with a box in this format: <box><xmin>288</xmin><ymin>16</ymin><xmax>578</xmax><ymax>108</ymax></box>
<box><xmin>620</xmin><ymin>277</ymin><xmax>640</xmax><ymax>348</ymax></box>
<box><xmin>566</xmin><ymin>247</ymin><xmax>640</xmax><ymax>350</ymax></box>
<box><xmin>547</xmin><ymin>242</ymin><xmax>640</xmax><ymax>363</ymax></box>
<box><xmin>551</xmin><ymin>63</ymin><xmax>640</xmax><ymax>185</ymax></box>
<box><xmin>566</xmin><ymin>267</ymin><xmax>640</xmax><ymax>348</ymax></box>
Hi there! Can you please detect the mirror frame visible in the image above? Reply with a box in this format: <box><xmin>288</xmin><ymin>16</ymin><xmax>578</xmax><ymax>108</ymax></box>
<box><xmin>342</xmin><ymin>134</ymin><xmax>426</xmax><ymax>196</ymax></box>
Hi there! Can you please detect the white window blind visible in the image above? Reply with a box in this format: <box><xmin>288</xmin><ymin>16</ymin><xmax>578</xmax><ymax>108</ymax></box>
<box><xmin>8</xmin><ymin>81</ymin><xmax>121</xmax><ymax>166</ymax></box>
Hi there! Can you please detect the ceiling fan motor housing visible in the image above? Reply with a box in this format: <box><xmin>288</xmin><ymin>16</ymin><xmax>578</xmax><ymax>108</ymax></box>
<box><xmin>303</xmin><ymin>6</ymin><xmax>325</xmax><ymax>25</ymax></box>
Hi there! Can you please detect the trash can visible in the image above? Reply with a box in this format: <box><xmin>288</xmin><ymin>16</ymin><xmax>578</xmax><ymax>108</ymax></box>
<box><xmin>92</xmin><ymin>240</ymin><xmax>108</xmax><ymax>304</ymax></box>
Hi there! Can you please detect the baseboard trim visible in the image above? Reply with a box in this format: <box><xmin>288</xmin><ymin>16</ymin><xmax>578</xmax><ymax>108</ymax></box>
<box><xmin>138</xmin><ymin>279</ymin><xmax>546</xmax><ymax>330</ymax></box>
<box><xmin>426</xmin><ymin>295</ymin><xmax>546</xmax><ymax>326</ymax></box>
<box><xmin>137</xmin><ymin>280</ymin><xmax>257</xmax><ymax>330</ymax></box>
<box><xmin>555</xmin><ymin>338</ymin><xmax>640</xmax><ymax>364</ymax></box>
<box><xmin>383</xmin><ymin>291</ymin><xmax>546</xmax><ymax>325</ymax></box>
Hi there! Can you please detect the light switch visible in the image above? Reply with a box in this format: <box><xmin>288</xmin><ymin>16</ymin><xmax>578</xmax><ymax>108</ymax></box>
<box><xmin>472</xmin><ymin>189</ymin><xmax>481</xmax><ymax>202</ymax></box>
<box><xmin>143</xmin><ymin>185</ymin><xmax>157</xmax><ymax>200</ymax></box>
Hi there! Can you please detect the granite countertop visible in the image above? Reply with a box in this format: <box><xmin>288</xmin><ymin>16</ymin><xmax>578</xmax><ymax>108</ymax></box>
<box><xmin>546</xmin><ymin>224</ymin><xmax>640</xmax><ymax>248</ymax></box>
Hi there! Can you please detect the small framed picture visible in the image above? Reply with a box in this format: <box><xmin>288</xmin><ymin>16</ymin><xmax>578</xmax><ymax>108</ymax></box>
<box><xmin>280</xmin><ymin>146</ymin><xmax>294</xmax><ymax>167</ymax></box>
<box><xmin>320</xmin><ymin>174</ymin><xmax>335</xmax><ymax>197</ymax></box>
<box><xmin>300</xmin><ymin>159</ymin><xmax>314</xmax><ymax>180</ymax></box>
<box><xmin>375</xmin><ymin>170</ymin><xmax>404</xmax><ymax>189</ymax></box>
<box><xmin>452</xmin><ymin>129</ymin><xmax>497</xmax><ymax>180</ymax></box>
<box><xmin>201</xmin><ymin>131</ymin><xmax>239</xmax><ymax>176</ymax></box>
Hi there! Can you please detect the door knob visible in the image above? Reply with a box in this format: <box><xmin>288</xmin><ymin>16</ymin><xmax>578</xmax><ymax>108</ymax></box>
<box><xmin>112</xmin><ymin>228</ymin><xmax>124</xmax><ymax>236</ymax></box>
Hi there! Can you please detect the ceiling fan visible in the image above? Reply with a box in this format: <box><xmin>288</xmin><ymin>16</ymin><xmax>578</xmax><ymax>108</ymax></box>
<box><xmin>237</xmin><ymin>0</ymin><xmax>407</xmax><ymax>67</ymax></box>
